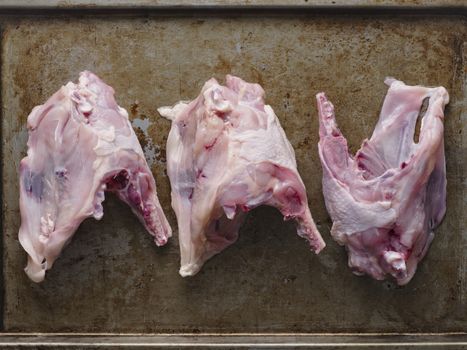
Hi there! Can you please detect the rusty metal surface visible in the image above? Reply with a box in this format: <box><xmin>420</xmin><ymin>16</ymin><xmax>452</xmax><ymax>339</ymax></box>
<box><xmin>1</xmin><ymin>13</ymin><xmax>466</xmax><ymax>334</ymax></box>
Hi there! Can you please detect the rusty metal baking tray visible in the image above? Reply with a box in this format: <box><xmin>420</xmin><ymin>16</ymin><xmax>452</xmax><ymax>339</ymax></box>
<box><xmin>0</xmin><ymin>1</ymin><xmax>466</xmax><ymax>348</ymax></box>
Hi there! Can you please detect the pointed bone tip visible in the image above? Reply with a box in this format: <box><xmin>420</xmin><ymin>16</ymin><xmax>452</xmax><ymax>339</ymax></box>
<box><xmin>443</xmin><ymin>92</ymin><xmax>449</xmax><ymax>105</ymax></box>
<box><xmin>308</xmin><ymin>235</ymin><xmax>326</xmax><ymax>254</ymax></box>
<box><xmin>384</xmin><ymin>251</ymin><xmax>410</xmax><ymax>284</ymax></box>
<box><xmin>395</xmin><ymin>270</ymin><xmax>413</xmax><ymax>286</ymax></box>
<box><xmin>437</xmin><ymin>86</ymin><xmax>450</xmax><ymax>105</ymax></box>
<box><xmin>154</xmin><ymin>232</ymin><xmax>171</xmax><ymax>247</ymax></box>
<box><xmin>158</xmin><ymin>101</ymin><xmax>191</xmax><ymax>121</ymax></box>
<box><xmin>154</xmin><ymin>239</ymin><xmax>166</xmax><ymax>247</ymax></box>
<box><xmin>179</xmin><ymin>263</ymin><xmax>201</xmax><ymax>277</ymax></box>
<box><xmin>297</xmin><ymin>220</ymin><xmax>326</xmax><ymax>253</ymax></box>
<box><xmin>316</xmin><ymin>92</ymin><xmax>327</xmax><ymax>102</ymax></box>
<box><xmin>24</xmin><ymin>261</ymin><xmax>46</xmax><ymax>283</ymax></box>
<box><xmin>157</xmin><ymin>106</ymin><xmax>174</xmax><ymax>120</ymax></box>
<box><xmin>384</xmin><ymin>76</ymin><xmax>396</xmax><ymax>84</ymax></box>
<box><xmin>313</xmin><ymin>241</ymin><xmax>326</xmax><ymax>254</ymax></box>
<box><xmin>384</xmin><ymin>76</ymin><xmax>403</xmax><ymax>88</ymax></box>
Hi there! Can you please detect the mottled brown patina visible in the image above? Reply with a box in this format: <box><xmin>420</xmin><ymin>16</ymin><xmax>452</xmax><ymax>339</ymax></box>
<box><xmin>1</xmin><ymin>14</ymin><xmax>465</xmax><ymax>333</ymax></box>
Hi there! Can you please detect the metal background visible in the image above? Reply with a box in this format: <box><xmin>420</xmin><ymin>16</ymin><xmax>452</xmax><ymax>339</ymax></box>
<box><xmin>0</xmin><ymin>1</ymin><xmax>466</xmax><ymax>347</ymax></box>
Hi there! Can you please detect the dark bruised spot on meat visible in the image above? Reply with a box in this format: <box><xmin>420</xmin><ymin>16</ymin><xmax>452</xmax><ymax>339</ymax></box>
<box><xmin>196</xmin><ymin>169</ymin><xmax>207</xmax><ymax>179</ymax></box>
<box><xmin>106</xmin><ymin>170</ymin><xmax>129</xmax><ymax>190</ymax></box>
<box><xmin>55</xmin><ymin>167</ymin><xmax>68</xmax><ymax>179</ymax></box>
<box><xmin>23</xmin><ymin>171</ymin><xmax>44</xmax><ymax>200</ymax></box>
<box><xmin>128</xmin><ymin>183</ymin><xmax>141</xmax><ymax>205</ymax></box>
<box><xmin>142</xmin><ymin>206</ymin><xmax>151</xmax><ymax>218</ymax></box>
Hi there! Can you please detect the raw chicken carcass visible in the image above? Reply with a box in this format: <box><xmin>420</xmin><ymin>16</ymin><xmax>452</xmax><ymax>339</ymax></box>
<box><xmin>159</xmin><ymin>75</ymin><xmax>325</xmax><ymax>277</ymax></box>
<box><xmin>19</xmin><ymin>71</ymin><xmax>171</xmax><ymax>282</ymax></box>
<box><xmin>317</xmin><ymin>78</ymin><xmax>448</xmax><ymax>285</ymax></box>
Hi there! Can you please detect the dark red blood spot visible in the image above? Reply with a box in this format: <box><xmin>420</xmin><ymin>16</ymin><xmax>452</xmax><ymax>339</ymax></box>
<box><xmin>204</xmin><ymin>137</ymin><xmax>219</xmax><ymax>151</ymax></box>
<box><xmin>205</xmin><ymin>141</ymin><xmax>216</xmax><ymax>150</ymax></box>
<box><xmin>215</xmin><ymin>110</ymin><xmax>227</xmax><ymax>119</ymax></box>
<box><xmin>106</xmin><ymin>170</ymin><xmax>129</xmax><ymax>190</ymax></box>
<box><xmin>83</xmin><ymin>111</ymin><xmax>91</xmax><ymax>118</ymax></box>
<box><xmin>332</xmin><ymin>131</ymin><xmax>340</xmax><ymax>137</ymax></box>
<box><xmin>241</xmin><ymin>205</ymin><xmax>250</xmax><ymax>212</ymax></box>
<box><xmin>188</xmin><ymin>188</ymin><xmax>194</xmax><ymax>200</ymax></box>
<box><xmin>401</xmin><ymin>162</ymin><xmax>407</xmax><ymax>169</ymax></box>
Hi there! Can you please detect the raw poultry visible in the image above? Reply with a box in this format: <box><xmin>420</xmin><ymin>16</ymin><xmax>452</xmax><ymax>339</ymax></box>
<box><xmin>159</xmin><ymin>75</ymin><xmax>325</xmax><ymax>276</ymax></box>
<box><xmin>19</xmin><ymin>71</ymin><xmax>171</xmax><ymax>282</ymax></box>
<box><xmin>317</xmin><ymin>78</ymin><xmax>448</xmax><ymax>285</ymax></box>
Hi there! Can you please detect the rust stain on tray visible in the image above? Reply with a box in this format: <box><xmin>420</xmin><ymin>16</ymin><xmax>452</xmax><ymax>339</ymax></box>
<box><xmin>1</xmin><ymin>15</ymin><xmax>466</xmax><ymax>333</ymax></box>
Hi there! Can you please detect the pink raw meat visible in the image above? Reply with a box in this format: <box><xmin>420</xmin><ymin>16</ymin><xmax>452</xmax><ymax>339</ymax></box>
<box><xmin>317</xmin><ymin>78</ymin><xmax>448</xmax><ymax>285</ymax></box>
<box><xmin>159</xmin><ymin>75</ymin><xmax>325</xmax><ymax>277</ymax></box>
<box><xmin>19</xmin><ymin>71</ymin><xmax>171</xmax><ymax>282</ymax></box>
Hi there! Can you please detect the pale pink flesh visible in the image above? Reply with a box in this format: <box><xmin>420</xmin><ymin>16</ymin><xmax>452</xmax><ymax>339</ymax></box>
<box><xmin>317</xmin><ymin>78</ymin><xmax>448</xmax><ymax>285</ymax></box>
<box><xmin>19</xmin><ymin>71</ymin><xmax>171</xmax><ymax>282</ymax></box>
<box><xmin>159</xmin><ymin>75</ymin><xmax>325</xmax><ymax>277</ymax></box>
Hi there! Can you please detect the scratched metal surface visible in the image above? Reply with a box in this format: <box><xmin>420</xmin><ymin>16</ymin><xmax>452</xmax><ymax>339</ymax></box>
<box><xmin>1</xmin><ymin>13</ymin><xmax>466</xmax><ymax>333</ymax></box>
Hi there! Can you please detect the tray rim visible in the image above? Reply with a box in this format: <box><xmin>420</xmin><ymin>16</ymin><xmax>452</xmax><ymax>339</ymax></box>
<box><xmin>0</xmin><ymin>0</ymin><xmax>467</xmax><ymax>9</ymax></box>
<box><xmin>0</xmin><ymin>333</ymin><xmax>466</xmax><ymax>348</ymax></box>
<box><xmin>0</xmin><ymin>0</ymin><xmax>466</xmax><ymax>12</ymax></box>
<box><xmin>1</xmin><ymin>3</ymin><xmax>465</xmax><ymax>347</ymax></box>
